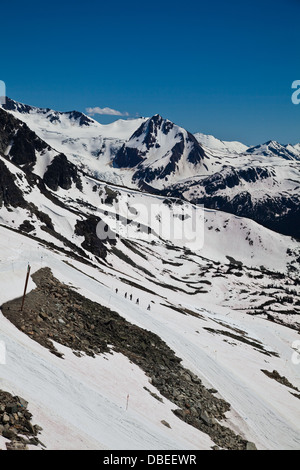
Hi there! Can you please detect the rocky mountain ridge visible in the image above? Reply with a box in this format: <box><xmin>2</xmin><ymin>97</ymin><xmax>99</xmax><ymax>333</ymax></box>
<box><xmin>2</xmin><ymin>97</ymin><xmax>299</xmax><ymax>239</ymax></box>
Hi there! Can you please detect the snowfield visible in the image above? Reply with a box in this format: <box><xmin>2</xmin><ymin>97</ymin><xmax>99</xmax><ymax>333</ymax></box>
<box><xmin>0</xmin><ymin>225</ymin><xmax>299</xmax><ymax>450</ymax></box>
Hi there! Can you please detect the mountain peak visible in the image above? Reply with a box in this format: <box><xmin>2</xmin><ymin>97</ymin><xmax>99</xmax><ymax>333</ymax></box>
<box><xmin>245</xmin><ymin>140</ymin><xmax>299</xmax><ymax>160</ymax></box>
<box><xmin>2</xmin><ymin>97</ymin><xmax>95</xmax><ymax>127</ymax></box>
<box><xmin>113</xmin><ymin>114</ymin><xmax>206</xmax><ymax>186</ymax></box>
<box><xmin>2</xmin><ymin>96</ymin><xmax>41</xmax><ymax>114</ymax></box>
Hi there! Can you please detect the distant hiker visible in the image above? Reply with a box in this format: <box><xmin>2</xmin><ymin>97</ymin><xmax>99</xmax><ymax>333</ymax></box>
<box><xmin>125</xmin><ymin>292</ymin><xmax>127</xmax><ymax>299</ymax></box>
<box><xmin>136</xmin><ymin>298</ymin><xmax>139</xmax><ymax>305</ymax></box>
<box><xmin>147</xmin><ymin>304</ymin><xmax>151</xmax><ymax>311</ymax></box>
<box><xmin>115</xmin><ymin>288</ymin><xmax>118</xmax><ymax>293</ymax></box>
<box><xmin>130</xmin><ymin>294</ymin><xmax>132</xmax><ymax>301</ymax></box>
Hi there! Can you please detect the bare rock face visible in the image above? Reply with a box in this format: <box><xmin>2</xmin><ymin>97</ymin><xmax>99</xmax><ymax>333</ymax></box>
<box><xmin>0</xmin><ymin>107</ymin><xmax>49</xmax><ymax>171</ymax></box>
<box><xmin>0</xmin><ymin>390</ymin><xmax>43</xmax><ymax>450</ymax></box>
<box><xmin>43</xmin><ymin>153</ymin><xmax>83</xmax><ymax>192</ymax></box>
<box><xmin>0</xmin><ymin>159</ymin><xmax>27</xmax><ymax>209</ymax></box>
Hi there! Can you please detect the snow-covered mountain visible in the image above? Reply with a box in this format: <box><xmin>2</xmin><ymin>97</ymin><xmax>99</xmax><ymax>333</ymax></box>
<box><xmin>194</xmin><ymin>132</ymin><xmax>249</xmax><ymax>155</ymax></box>
<box><xmin>114</xmin><ymin>114</ymin><xmax>207</xmax><ymax>189</ymax></box>
<box><xmin>245</xmin><ymin>140</ymin><xmax>300</xmax><ymax>161</ymax></box>
<box><xmin>2</xmin><ymin>97</ymin><xmax>147</xmax><ymax>186</ymax></box>
<box><xmin>0</xmin><ymin>98</ymin><xmax>299</xmax><ymax>450</ymax></box>
<box><xmin>2</xmin><ymin>98</ymin><xmax>300</xmax><ymax>239</ymax></box>
<box><xmin>162</xmin><ymin>139</ymin><xmax>300</xmax><ymax>239</ymax></box>
<box><xmin>2</xmin><ymin>96</ymin><xmax>96</xmax><ymax>127</ymax></box>
<box><xmin>167</xmin><ymin>160</ymin><xmax>300</xmax><ymax>239</ymax></box>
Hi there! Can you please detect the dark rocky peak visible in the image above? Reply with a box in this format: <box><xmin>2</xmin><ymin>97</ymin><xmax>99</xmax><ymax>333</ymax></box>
<box><xmin>130</xmin><ymin>114</ymin><xmax>174</xmax><ymax>148</ymax></box>
<box><xmin>65</xmin><ymin>110</ymin><xmax>94</xmax><ymax>126</ymax></box>
<box><xmin>2</xmin><ymin>97</ymin><xmax>94</xmax><ymax>127</ymax></box>
<box><xmin>114</xmin><ymin>114</ymin><xmax>206</xmax><ymax>172</ymax></box>
<box><xmin>2</xmin><ymin>97</ymin><xmax>42</xmax><ymax>114</ymax></box>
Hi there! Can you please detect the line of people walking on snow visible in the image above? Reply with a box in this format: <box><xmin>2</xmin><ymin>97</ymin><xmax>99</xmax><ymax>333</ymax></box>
<box><xmin>115</xmin><ymin>288</ymin><xmax>152</xmax><ymax>311</ymax></box>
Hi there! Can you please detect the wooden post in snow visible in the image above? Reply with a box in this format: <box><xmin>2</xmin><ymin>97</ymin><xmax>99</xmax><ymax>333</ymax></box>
<box><xmin>20</xmin><ymin>264</ymin><xmax>31</xmax><ymax>312</ymax></box>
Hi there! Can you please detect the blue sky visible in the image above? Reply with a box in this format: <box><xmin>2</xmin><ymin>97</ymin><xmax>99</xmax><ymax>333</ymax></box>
<box><xmin>1</xmin><ymin>0</ymin><xmax>299</xmax><ymax>145</ymax></box>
